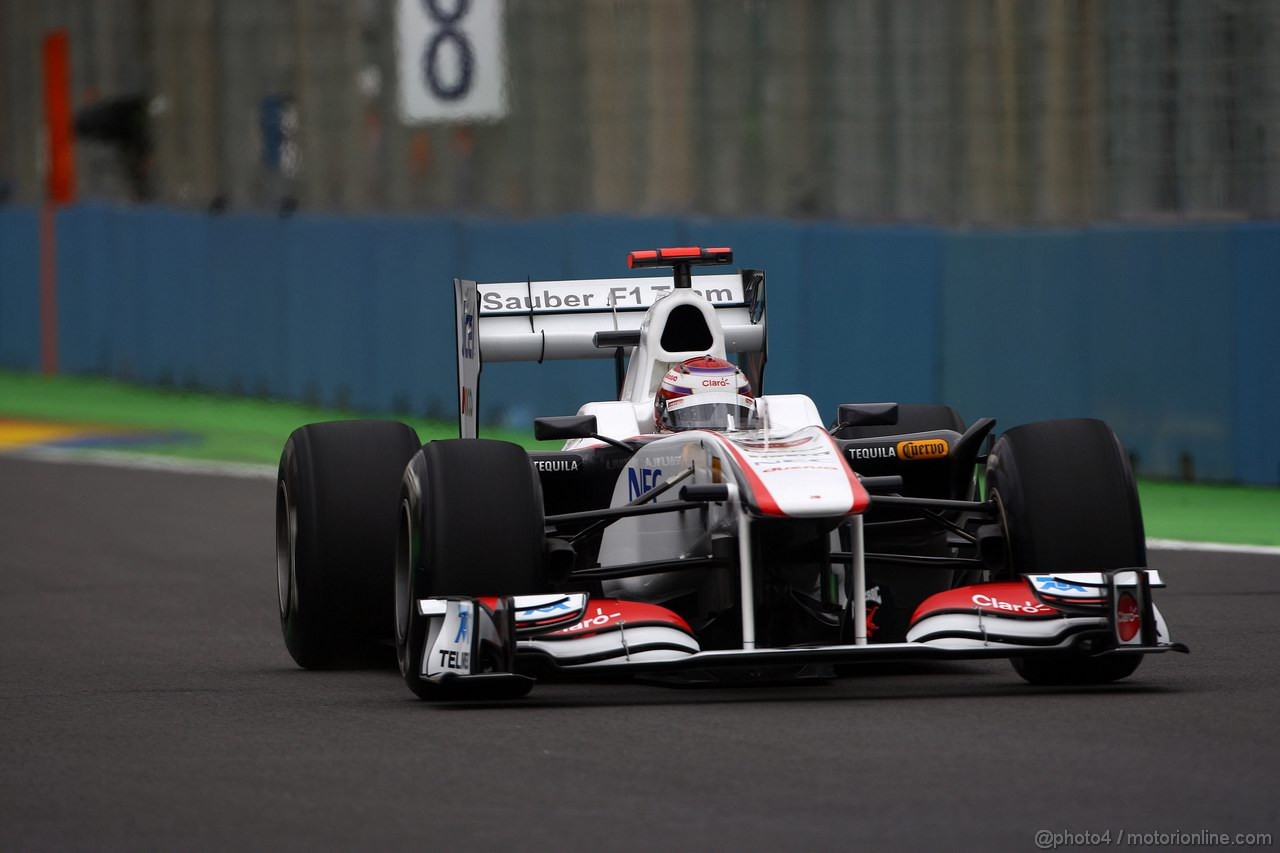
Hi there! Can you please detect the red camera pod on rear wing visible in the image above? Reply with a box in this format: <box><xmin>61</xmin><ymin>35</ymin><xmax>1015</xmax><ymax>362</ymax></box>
<box><xmin>627</xmin><ymin>246</ymin><xmax>733</xmax><ymax>269</ymax></box>
<box><xmin>628</xmin><ymin>247</ymin><xmax>734</xmax><ymax>289</ymax></box>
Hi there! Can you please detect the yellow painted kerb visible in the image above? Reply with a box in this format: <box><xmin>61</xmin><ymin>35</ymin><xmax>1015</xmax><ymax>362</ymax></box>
<box><xmin>0</xmin><ymin>418</ymin><xmax>111</xmax><ymax>450</ymax></box>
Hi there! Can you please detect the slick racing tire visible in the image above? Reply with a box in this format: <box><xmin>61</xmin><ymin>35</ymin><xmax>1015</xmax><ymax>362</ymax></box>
<box><xmin>396</xmin><ymin>439</ymin><xmax>546</xmax><ymax>700</ymax></box>
<box><xmin>985</xmin><ymin>418</ymin><xmax>1145</xmax><ymax>685</ymax></box>
<box><xmin>1011</xmin><ymin>651</ymin><xmax>1142</xmax><ymax>686</ymax></box>
<box><xmin>276</xmin><ymin>420</ymin><xmax>421</xmax><ymax>669</ymax></box>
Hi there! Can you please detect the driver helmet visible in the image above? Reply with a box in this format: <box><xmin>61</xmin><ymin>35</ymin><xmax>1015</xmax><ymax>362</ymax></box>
<box><xmin>655</xmin><ymin>356</ymin><xmax>757</xmax><ymax>432</ymax></box>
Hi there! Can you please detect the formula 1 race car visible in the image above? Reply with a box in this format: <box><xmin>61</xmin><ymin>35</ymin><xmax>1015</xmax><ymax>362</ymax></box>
<box><xmin>275</xmin><ymin>246</ymin><xmax>1188</xmax><ymax>700</ymax></box>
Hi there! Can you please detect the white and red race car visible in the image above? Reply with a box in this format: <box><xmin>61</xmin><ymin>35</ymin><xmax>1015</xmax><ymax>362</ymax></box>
<box><xmin>275</xmin><ymin>247</ymin><xmax>1187</xmax><ymax>699</ymax></box>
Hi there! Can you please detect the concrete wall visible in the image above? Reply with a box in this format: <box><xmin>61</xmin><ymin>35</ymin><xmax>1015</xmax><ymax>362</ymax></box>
<box><xmin>1</xmin><ymin>203</ymin><xmax>1276</xmax><ymax>484</ymax></box>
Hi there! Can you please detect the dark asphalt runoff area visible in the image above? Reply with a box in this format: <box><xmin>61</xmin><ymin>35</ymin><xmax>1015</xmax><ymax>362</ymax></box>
<box><xmin>2</xmin><ymin>455</ymin><xmax>1278</xmax><ymax>851</ymax></box>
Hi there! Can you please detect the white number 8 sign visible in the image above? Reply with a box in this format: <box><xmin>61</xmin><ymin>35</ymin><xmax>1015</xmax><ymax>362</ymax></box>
<box><xmin>397</xmin><ymin>0</ymin><xmax>507</xmax><ymax>122</ymax></box>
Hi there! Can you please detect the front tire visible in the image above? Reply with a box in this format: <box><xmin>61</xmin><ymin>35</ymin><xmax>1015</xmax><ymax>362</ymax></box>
<box><xmin>986</xmin><ymin>418</ymin><xmax>1145</xmax><ymax>685</ymax></box>
<box><xmin>1011</xmin><ymin>651</ymin><xmax>1142</xmax><ymax>686</ymax></box>
<box><xmin>277</xmin><ymin>420</ymin><xmax>421</xmax><ymax>669</ymax></box>
<box><xmin>397</xmin><ymin>439</ymin><xmax>547</xmax><ymax>699</ymax></box>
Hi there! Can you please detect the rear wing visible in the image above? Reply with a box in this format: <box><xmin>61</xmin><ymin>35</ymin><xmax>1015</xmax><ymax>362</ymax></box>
<box><xmin>454</xmin><ymin>268</ymin><xmax>767</xmax><ymax>438</ymax></box>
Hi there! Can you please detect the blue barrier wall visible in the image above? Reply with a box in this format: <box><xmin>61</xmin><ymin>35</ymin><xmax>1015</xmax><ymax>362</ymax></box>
<box><xmin>0</xmin><ymin>207</ymin><xmax>39</xmax><ymax>370</ymax></box>
<box><xmin>1233</xmin><ymin>225</ymin><xmax>1280</xmax><ymax>486</ymax></box>
<box><xmin>0</xmin><ymin>203</ymin><xmax>1276</xmax><ymax>484</ymax></box>
<box><xmin>940</xmin><ymin>225</ymin><xmax>1248</xmax><ymax>482</ymax></box>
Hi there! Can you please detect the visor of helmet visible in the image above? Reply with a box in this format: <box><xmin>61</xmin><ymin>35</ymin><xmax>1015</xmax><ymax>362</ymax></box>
<box><xmin>663</xmin><ymin>391</ymin><xmax>757</xmax><ymax>432</ymax></box>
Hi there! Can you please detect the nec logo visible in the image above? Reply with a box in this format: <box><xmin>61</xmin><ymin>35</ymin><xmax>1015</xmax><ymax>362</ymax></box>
<box><xmin>461</xmin><ymin>316</ymin><xmax>475</xmax><ymax>359</ymax></box>
<box><xmin>460</xmin><ymin>294</ymin><xmax>476</xmax><ymax>360</ymax></box>
<box><xmin>628</xmin><ymin>467</ymin><xmax>662</xmax><ymax>501</ymax></box>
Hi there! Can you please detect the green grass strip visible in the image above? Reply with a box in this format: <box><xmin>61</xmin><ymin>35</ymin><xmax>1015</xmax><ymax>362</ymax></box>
<box><xmin>1138</xmin><ymin>479</ymin><xmax>1280</xmax><ymax>547</ymax></box>
<box><xmin>0</xmin><ymin>369</ymin><xmax>555</xmax><ymax>465</ymax></box>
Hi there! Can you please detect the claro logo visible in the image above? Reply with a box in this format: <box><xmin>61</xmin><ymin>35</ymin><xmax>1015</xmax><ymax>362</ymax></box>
<box><xmin>896</xmin><ymin>438</ymin><xmax>949</xmax><ymax>461</ymax></box>
<box><xmin>971</xmin><ymin>593</ymin><xmax>1054</xmax><ymax>615</ymax></box>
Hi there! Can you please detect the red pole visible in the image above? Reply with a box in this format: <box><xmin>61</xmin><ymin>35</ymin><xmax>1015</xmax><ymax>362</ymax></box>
<box><xmin>43</xmin><ymin>30</ymin><xmax>75</xmax><ymax>203</ymax></box>
<box><xmin>41</xmin><ymin>30</ymin><xmax>74</xmax><ymax>376</ymax></box>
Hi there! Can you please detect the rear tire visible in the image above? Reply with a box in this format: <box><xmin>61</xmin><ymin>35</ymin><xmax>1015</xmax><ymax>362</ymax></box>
<box><xmin>276</xmin><ymin>420</ymin><xmax>421</xmax><ymax>669</ymax></box>
<box><xmin>396</xmin><ymin>439</ymin><xmax>546</xmax><ymax>699</ymax></box>
<box><xmin>986</xmin><ymin>418</ymin><xmax>1145</xmax><ymax>685</ymax></box>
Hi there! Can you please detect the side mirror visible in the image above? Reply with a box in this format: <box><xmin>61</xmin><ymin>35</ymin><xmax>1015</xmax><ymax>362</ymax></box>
<box><xmin>534</xmin><ymin>415</ymin><xmax>599</xmax><ymax>441</ymax></box>
<box><xmin>837</xmin><ymin>403</ymin><xmax>899</xmax><ymax>428</ymax></box>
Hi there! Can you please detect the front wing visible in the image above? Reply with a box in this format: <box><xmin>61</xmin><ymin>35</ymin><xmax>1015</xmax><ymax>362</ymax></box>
<box><xmin>412</xmin><ymin>573</ymin><xmax>1188</xmax><ymax>694</ymax></box>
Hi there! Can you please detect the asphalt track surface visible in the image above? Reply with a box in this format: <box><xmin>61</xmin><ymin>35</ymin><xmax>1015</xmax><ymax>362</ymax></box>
<box><xmin>2</xmin><ymin>456</ymin><xmax>1277</xmax><ymax>852</ymax></box>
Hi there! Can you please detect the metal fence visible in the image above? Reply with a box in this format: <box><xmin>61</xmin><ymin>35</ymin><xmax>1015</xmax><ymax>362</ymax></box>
<box><xmin>3</xmin><ymin>0</ymin><xmax>1279</xmax><ymax>222</ymax></box>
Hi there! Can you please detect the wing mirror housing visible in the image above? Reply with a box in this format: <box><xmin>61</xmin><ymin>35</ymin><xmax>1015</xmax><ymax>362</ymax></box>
<box><xmin>534</xmin><ymin>415</ymin><xmax>598</xmax><ymax>441</ymax></box>
<box><xmin>836</xmin><ymin>403</ymin><xmax>899</xmax><ymax>428</ymax></box>
<box><xmin>534</xmin><ymin>415</ymin><xmax>632</xmax><ymax>452</ymax></box>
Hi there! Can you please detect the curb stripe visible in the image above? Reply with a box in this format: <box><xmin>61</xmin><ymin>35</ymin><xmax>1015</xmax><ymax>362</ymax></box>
<box><xmin>7</xmin><ymin>446</ymin><xmax>276</xmax><ymax>479</ymax></box>
<box><xmin>1145</xmin><ymin>537</ymin><xmax>1280</xmax><ymax>557</ymax></box>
